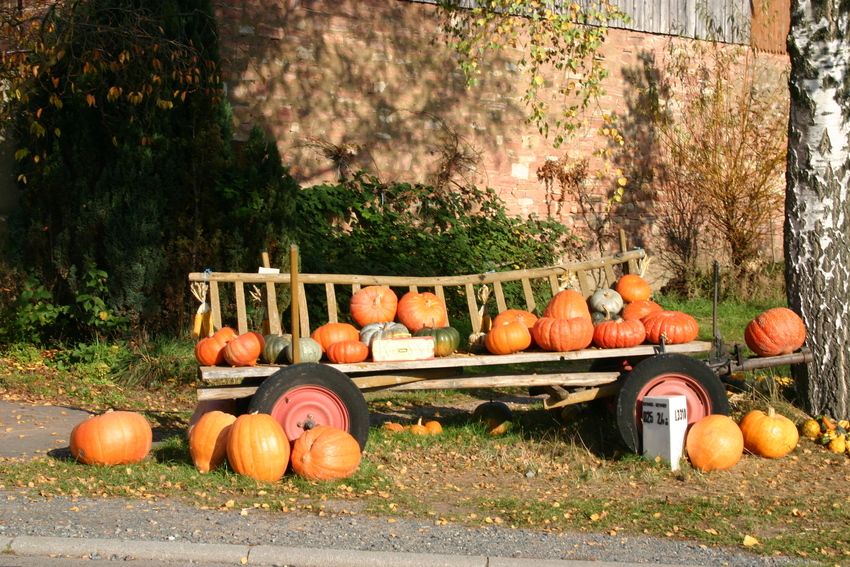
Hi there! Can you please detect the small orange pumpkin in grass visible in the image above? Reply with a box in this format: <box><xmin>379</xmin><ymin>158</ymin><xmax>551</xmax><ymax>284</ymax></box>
<box><xmin>70</xmin><ymin>410</ymin><xmax>152</xmax><ymax>466</ymax></box>
<box><xmin>326</xmin><ymin>340</ymin><xmax>369</xmax><ymax>363</ymax></box>
<box><xmin>383</xmin><ymin>422</ymin><xmax>405</xmax><ymax>433</ymax></box>
<box><xmin>615</xmin><ymin>274</ymin><xmax>652</xmax><ymax>303</ymax></box>
<box><xmin>410</xmin><ymin>418</ymin><xmax>430</xmax><ymax>435</ymax></box>
<box><xmin>424</xmin><ymin>420</ymin><xmax>443</xmax><ymax>435</ymax></box>
<box><xmin>290</xmin><ymin>425</ymin><xmax>362</xmax><ymax>480</ymax></box>
<box><xmin>189</xmin><ymin>410</ymin><xmax>237</xmax><ymax>473</ymax></box>
<box><xmin>744</xmin><ymin>307</ymin><xmax>806</xmax><ymax>357</ymax></box>
<box><xmin>226</xmin><ymin>413</ymin><xmax>290</xmax><ymax>482</ymax></box>
<box><xmin>311</xmin><ymin>322</ymin><xmax>360</xmax><ymax>353</ymax></box>
<box><xmin>738</xmin><ymin>407</ymin><xmax>799</xmax><ymax>458</ymax></box>
<box><xmin>484</xmin><ymin>321</ymin><xmax>532</xmax><ymax>355</ymax></box>
<box><xmin>685</xmin><ymin>414</ymin><xmax>743</xmax><ymax>472</ymax></box>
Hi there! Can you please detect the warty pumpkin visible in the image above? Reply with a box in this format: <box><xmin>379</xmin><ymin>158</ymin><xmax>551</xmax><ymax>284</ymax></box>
<box><xmin>70</xmin><ymin>410</ymin><xmax>152</xmax><ymax>466</ymax></box>
<box><xmin>738</xmin><ymin>407</ymin><xmax>799</xmax><ymax>458</ymax></box>
<box><xmin>290</xmin><ymin>425</ymin><xmax>362</xmax><ymax>480</ymax></box>
<box><xmin>359</xmin><ymin>322</ymin><xmax>410</xmax><ymax>347</ymax></box>
<box><xmin>189</xmin><ymin>410</ymin><xmax>237</xmax><ymax>473</ymax></box>
<box><xmin>226</xmin><ymin>412</ymin><xmax>290</xmax><ymax>482</ymax></box>
<box><xmin>744</xmin><ymin>307</ymin><xmax>806</xmax><ymax>357</ymax></box>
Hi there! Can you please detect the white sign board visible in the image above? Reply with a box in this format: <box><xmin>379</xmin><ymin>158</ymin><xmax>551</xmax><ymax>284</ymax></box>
<box><xmin>642</xmin><ymin>395</ymin><xmax>688</xmax><ymax>471</ymax></box>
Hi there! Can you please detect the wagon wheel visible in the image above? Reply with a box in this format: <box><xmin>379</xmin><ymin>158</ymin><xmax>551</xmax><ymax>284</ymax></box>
<box><xmin>615</xmin><ymin>353</ymin><xmax>729</xmax><ymax>453</ymax></box>
<box><xmin>248</xmin><ymin>363</ymin><xmax>370</xmax><ymax>450</ymax></box>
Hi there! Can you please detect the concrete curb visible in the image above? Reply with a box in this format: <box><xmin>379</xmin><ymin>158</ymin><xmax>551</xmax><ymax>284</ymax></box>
<box><xmin>6</xmin><ymin>535</ymin><xmax>702</xmax><ymax>567</ymax></box>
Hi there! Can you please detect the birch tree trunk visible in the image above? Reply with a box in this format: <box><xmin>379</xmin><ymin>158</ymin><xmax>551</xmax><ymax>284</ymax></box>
<box><xmin>785</xmin><ymin>0</ymin><xmax>850</xmax><ymax>417</ymax></box>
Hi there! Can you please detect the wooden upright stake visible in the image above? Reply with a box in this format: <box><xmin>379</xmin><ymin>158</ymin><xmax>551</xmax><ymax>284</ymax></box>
<box><xmin>290</xmin><ymin>245</ymin><xmax>301</xmax><ymax>364</ymax></box>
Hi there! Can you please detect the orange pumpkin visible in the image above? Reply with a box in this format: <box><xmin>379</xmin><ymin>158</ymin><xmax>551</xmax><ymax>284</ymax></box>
<box><xmin>593</xmin><ymin>317</ymin><xmax>646</xmax><ymax>349</ymax></box>
<box><xmin>542</xmin><ymin>289</ymin><xmax>592</xmax><ymax>321</ymax></box>
<box><xmin>397</xmin><ymin>291</ymin><xmax>448</xmax><ymax>333</ymax></box>
<box><xmin>187</xmin><ymin>399</ymin><xmax>237</xmax><ymax>436</ymax></box>
<box><xmin>492</xmin><ymin>309</ymin><xmax>538</xmax><ymax>329</ymax></box>
<box><xmin>223</xmin><ymin>331</ymin><xmax>264</xmax><ymax>367</ymax></box>
<box><xmin>311</xmin><ymin>322</ymin><xmax>360</xmax><ymax>353</ymax></box>
<box><xmin>744</xmin><ymin>307</ymin><xmax>806</xmax><ymax>357</ymax></box>
<box><xmin>738</xmin><ymin>407</ymin><xmax>799</xmax><ymax>458</ymax></box>
<box><xmin>484</xmin><ymin>321</ymin><xmax>532</xmax><ymax>355</ymax></box>
<box><xmin>615</xmin><ymin>274</ymin><xmax>652</xmax><ymax>303</ymax></box>
<box><xmin>326</xmin><ymin>340</ymin><xmax>369</xmax><ymax>363</ymax></box>
<box><xmin>424</xmin><ymin>420</ymin><xmax>443</xmax><ymax>434</ymax></box>
<box><xmin>70</xmin><ymin>410</ymin><xmax>152</xmax><ymax>466</ymax></box>
<box><xmin>621</xmin><ymin>299</ymin><xmax>662</xmax><ymax>322</ymax></box>
<box><xmin>189</xmin><ymin>410</ymin><xmax>237</xmax><ymax>473</ymax></box>
<box><xmin>290</xmin><ymin>425</ymin><xmax>362</xmax><ymax>480</ymax></box>
<box><xmin>226</xmin><ymin>413</ymin><xmax>290</xmax><ymax>482</ymax></box>
<box><xmin>194</xmin><ymin>326</ymin><xmax>238</xmax><ymax>366</ymax></box>
<box><xmin>531</xmin><ymin>316</ymin><xmax>594</xmax><ymax>352</ymax></box>
<box><xmin>383</xmin><ymin>422</ymin><xmax>404</xmax><ymax>433</ymax></box>
<box><xmin>349</xmin><ymin>285</ymin><xmax>398</xmax><ymax>326</ymax></box>
<box><xmin>685</xmin><ymin>414</ymin><xmax>743</xmax><ymax>472</ymax></box>
<box><xmin>641</xmin><ymin>310</ymin><xmax>699</xmax><ymax>344</ymax></box>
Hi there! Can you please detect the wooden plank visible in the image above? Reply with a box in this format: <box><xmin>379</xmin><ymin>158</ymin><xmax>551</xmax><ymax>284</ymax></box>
<box><xmin>603</xmin><ymin>262</ymin><xmax>617</xmax><ymax>288</ymax></box>
<box><xmin>521</xmin><ymin>277</ymin><xmax>536</xmax><ymax>313</ymax></box>
<box><xmin>548</xmin><ymin>274</ymin><xmax>560</xmax><ymax>296</ymax></box>
<box><xmin>576</xmin><ymin>269</ymin><xmax>593</xmax><ymax>297</ymax></box>
<box><xmin>298</xmin><ymin>282</ymin><xmax>309</xmax><ymax>336</ymax></box>
<box><xmin>542</xmin><ymin>384</ymin><xmax>621</xmax><ymax>409</ymax></box>
<box><xmin>434</xmin><ymin>285</ymin><xmax>448</xmax><ymax>326</ymax></box>
<box><xmin>385</xmin><ymin>371</ymin><xmax>621</xmax><ymax>391</ymax></box>
<box><xmin>325</xmin><ymin>283</ymin><xmax>338</xmax><ymax>324</ymax></box>
<box><xmin>465</xmin><ymin>283</ymin><xmax>479</xmax><ymax>333</ymax></box>
<box><xmin>209</xmin><ymin>280</ymin><xmax>222</xmax><ymax>330</ymax></box>
<box><xmin>262</xmin><ymin>252</ymin><xmax>282</xmax><ymax>335</ymax></box>
<box><xmin>198</xmin><ymin>386</ymin><xmax>258</xmax><ymax>401</ymax></box>
<box><xmin>234</xmin><ymin>281</ymin><xmax>248</xmax><ymax>334</ymax></box>
<box><xmin>493</xmin><ymin>280</ymin><xmax>507</xmax><ymax>313</ymax></box>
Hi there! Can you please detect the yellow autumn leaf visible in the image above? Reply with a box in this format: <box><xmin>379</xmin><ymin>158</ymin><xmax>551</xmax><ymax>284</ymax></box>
<box><xmin>743</xmin><ymin>535</ymin><xmax>759</xmax><ymax>547</ymax></box>
<box><xmin>533</xmin><ymin>75</ymin><xmax>545</xmax><ymax>86</ymax></box>
<box><xmin>618</xmin><ymin>176</ymin><xmax>628</xmax><ymax>186</ymax></box>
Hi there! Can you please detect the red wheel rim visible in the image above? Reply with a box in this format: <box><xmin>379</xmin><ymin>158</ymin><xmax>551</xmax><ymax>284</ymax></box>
<box><xmin>269</xmin><ymin>385</ymin><xmax>351</xmax><ymax>442</ymax></box>
<box><xmin>634</xmin><ymin>372</ymin><xmax>714</xmax><ymax>433</ymax></box>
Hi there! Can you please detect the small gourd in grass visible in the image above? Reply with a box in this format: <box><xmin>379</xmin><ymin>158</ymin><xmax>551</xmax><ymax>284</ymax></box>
<box><xmin>410</xmin><ymin>418</ymin><xmax>429</xmax><ymax>435</ymax></box>
<box><xmin>383</xmin><ymin>422</ymin><xmax>404</xmax><ymax>433</ymax></box>
<box><xmin>828</xmin><ymin>434</ymin><xmax>846</xmax><ymax>454</ymax></box>
<box><xmin>800</xmin><ymin>419</ymin><xmax>821</xmax><ymax>439</ymax></box>
<box><xmin>424</xmin><ymin>419</ymin><xmax>443</xmax><ymax>435</ymax></box>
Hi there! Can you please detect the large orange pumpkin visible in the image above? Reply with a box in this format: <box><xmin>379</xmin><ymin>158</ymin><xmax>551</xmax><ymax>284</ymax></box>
<box><xmin>744</xmin><ymin>307</ymin><xmax>806</xmax><ymax>357</ymax></box>
<box><xmin>189</xmin><ymin>410</ymin><xmax>237</xmax><ymax>473</ymax></box>
<box><xmin>615</xmin><ymin>274</ymin><xmax>652</xmax><ymax>303</ymax></box>
<box><xmin>290</xmin><ymin>425</ymin><xmax>362</xmax><ymax>480</ymax></box>
<box><xmin>194</xmin><ymin>326</ymin><xmax>238</xmax><ymax>366</ymax></box>
<box><xmin>641</xmin><ymin>310</ymin><xmax>699</xmax><ymax>344</ymax></box>
<box><xmin>311</xmin><ymin>322</ymin><xmax>360</xmax><ymax>353</ymax></box>
<box><xmin>738</xmin><ymin>407</ymin><xmax>799</xmax><ymax>458</ymax></box>
<box><xmin>542</xmin><ymin>289</ymin><xmax>592</xmax><ymax>321</ymax></box>
<box><xmin>223</xmin><ymin>331</ymin><xmax>265</xmax><ymax>367</ymax></box>
<box><xmin>70</xmin><ymin>410</ymin><xmax>152</xmax><ymax>466</ymax></box>
<box><xmin>531</xmin><ymin>316</ymin><xmax>594</xmax><ymax>352</ymax></box>
<box><xmin>621</xmin><ymin>299</ymin><xmax>662</xmax><ymax>322</ymax></box>
<box><xmin>397</xmin><ymin>291</ymin><xmax>448</xmax><ymax>333</ymax></box>
<box><xmin>349</xmin><ymin>286</ymin><xmax>398</xmax><ymax>326</ymax></box>
<box><xmin>226</xmin><ymin>413</ymin><xmax>290</xmax><ymax>482</ymax></box>
<box><xmin>685</xmin><ymin>414</ymin><xmax>743</xmax><ymax>472</ymax></box>
<box><xmin>593</xmin><ymin>317</ymin><xmax>646</xmax><ymax>349</ymax></box>
<box><xmin>484</xmin><ymin>320</ymin><xmax>532</xmax><ymax>355</ymax></box>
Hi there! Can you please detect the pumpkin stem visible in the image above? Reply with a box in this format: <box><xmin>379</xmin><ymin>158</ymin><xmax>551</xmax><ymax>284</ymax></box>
<box><xmin>767</xmin><ymin>407</ymin><xmax>776</xmax><ymax>418</ymax></box>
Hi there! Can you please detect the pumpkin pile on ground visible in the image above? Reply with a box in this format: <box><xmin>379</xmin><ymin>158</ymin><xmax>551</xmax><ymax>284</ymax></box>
<box><xmin>70</xmin><ymin>410</ymin><xmax>152</xmax><ymax>466</ymax></box>
<box><xmin>800</xmin><ymin>414</ymin><xmax>850</xmax><ymax>454</ymax></box>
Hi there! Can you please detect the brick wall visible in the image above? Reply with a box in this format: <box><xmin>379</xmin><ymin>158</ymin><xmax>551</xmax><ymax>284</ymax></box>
<box><xmin>212</xmin><ymin>0</ymin><xmax>788</xmax><ymax>268</ymax></box>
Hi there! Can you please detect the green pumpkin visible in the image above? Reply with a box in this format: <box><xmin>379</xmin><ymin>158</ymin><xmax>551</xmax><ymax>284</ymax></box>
<box><xmin>588</xmin><ymin>288</ymin><xmax>623</xmax><ymax>317</ymax></box>
<box><xmin>414</xmin><ymin>326</ymin><xmax>460</xmax><ymax>357</ymax></box>
<box><xmin>285</xmin><ymin>337</ymin><xmax>323</xmax><ymax>363</ymax></box>
<box><xmin>262</xmin><ymin>334</ymin><xmax>292</xmax><ymax>364</ymax></box>
<box><xmin>472</xmin><ymin>401</ymin><xmax>513</xmax><ymax>435</ymax></box>
<box><xmin>359</xmin><ymin>322</ymin><xmax>410</xmax><ymax>347</ymax></box>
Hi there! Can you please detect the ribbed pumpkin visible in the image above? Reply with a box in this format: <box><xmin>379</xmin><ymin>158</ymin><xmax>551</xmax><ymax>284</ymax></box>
<box><xmin>621</xmin><ymin>299</ymin><xmax>663</xmax><ymax>321</ymax></box>
<box><xmin>359</xmin><ymin>322</ymin><xmax>410</xmax><ymax>347</ymax></box>
<box><xmin>290</xmin><ymin>425</ymin><xmax>362</xmax><ymax>480</ymax></box>
<box><xmin>615</xmin><ymin>274</ymin><xmax>652</xmax><ymax>303</ymax></box>
<box><xmin>194</xmin><ymin>327</ymin><xmax>238</xmax><ymax>366</ymax></box>
<box><xmin>326</xmin><ymin>340</ymin><xmax>369</xmax><ymax>363</ymax></box>
<box><xmin>70</xmin><ymin>410</ymin><xmax>152</xmax><ymax>466</ymax></box>
<box><xmin>588</xmin><ymin>288</ymin><xmax>624</xmax><ymax>317</ymax></box>
<box><xmin>532</xmin><ymin>316</ymin><xmax>594</xmax><ymax>352</ymax></box>
<box><xmin>738</xmin><ymin>407</ymin><xmax>799</xmax><ymax>459</ymax></box>
<box><xmin>744</xmin><ymin>307</ymin><xmax>806</xmax><ymax>357</ymax></box>
<box><xmin>642</xmin><ymin>311</ymin><xmax>699</xmax><ymax>344</ymax></box>
<box><xmin>492</xmin><ymin>309</ymin><xmax>539</xmax><ymax>329</ymax></box>
<box><xmin>413</xmin><ymin>326</ymin><xmax>461</xmax><ymax>356</ymax></box>
<box><xmin>397</xmin><ymin>291</ymin><xmax>448</xmax><ymax>333</ymax></box>
<box><xmin>285</xmin><ymin>337</ymin><xmax>323</xmax><ymax>363</ymax></box>
<box><xmin>685</xmin><ymin>414</ymin><xmax>743</xmax><ymax>472</ymax></box>
<box><xmin>593</xmin><ymin>317</ymin><xmax>646</xmax><ymax>349</ymax></box>
<box><xmin>261</xmin><ymin>333</ymin><xmax>292</xmax><ymax>364</ymax></box>
<box><xmin>223</xmin><ymin>331</ymin><xmax>265</xmax><ymax>367</ymax></box>
<box><xmin>349</xmin><ymin>285</ymin><xmax>398</xmax><ymax>326</ymax></box>
<box><xmin>311</xmin><ymin>322</ymin><xmax>360</xmax><ymax>353</ymax></box>
<box><xmin>542</xmin><ymin>289</ymin><xmax>592</xmax><ymax>321</ymax></box>
<box><xmin>187</xmin><ymin>399</ymin><xmax>237</xmax><ymax>436</ymax></box>
<box><xmin>226</xmin><ymin>413</ymin><xmax>290</xmax><ymax>482</ymax></box>
<box><xmin>189</xmin><ymin>410</ymin><xmax>237</xmax><ymax>473</ymax></box>
<box><xmin>484</xmin><ymin>321</ymin><xmax>532</xmax><ymax>355</ymax></box>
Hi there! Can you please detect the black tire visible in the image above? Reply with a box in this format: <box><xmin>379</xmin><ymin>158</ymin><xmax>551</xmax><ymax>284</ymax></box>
<box><xmin>615</xmin><ymin>353</ymin><xmax>729</xmax><ymax>453</ymax></box>
<box><xmin>248</xmin><ymin>363</ymin><xmax>370</xmax><ymax>450</ymax></box>
<box><xmin>585</xmin><ymin>357</ymin><xmax>645</xmax><ymax>414</ymax></box>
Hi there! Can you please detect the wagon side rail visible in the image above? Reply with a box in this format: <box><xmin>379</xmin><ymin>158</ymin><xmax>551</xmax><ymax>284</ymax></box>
<box><xmin>187</xmin><ymin>249</ymin><xmax>646</xmax><ymax>337</ymax></box>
